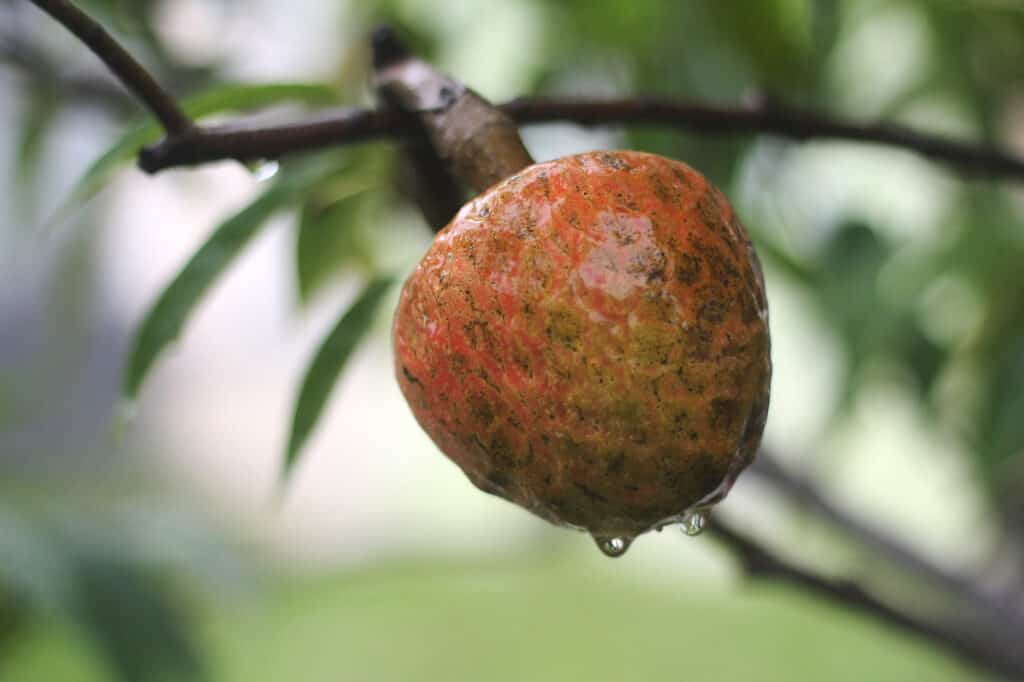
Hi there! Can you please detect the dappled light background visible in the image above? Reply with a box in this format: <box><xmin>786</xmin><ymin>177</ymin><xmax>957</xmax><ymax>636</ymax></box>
<box><xmin>2</xmin><ymin>0</ymin><xmax>1023</xmax><ymax>680</ymax></box>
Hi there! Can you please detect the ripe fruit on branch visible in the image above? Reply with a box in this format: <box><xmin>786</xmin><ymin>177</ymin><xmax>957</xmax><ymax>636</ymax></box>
<box><xmin>393</xmin><ymin>150</ymin><xmax>771</xmax><ymax>555</ymax></box>
<box><xmin>374</xmin><ymin>27</ymin><xmax>770</xmax><ymax>555</ymax></box>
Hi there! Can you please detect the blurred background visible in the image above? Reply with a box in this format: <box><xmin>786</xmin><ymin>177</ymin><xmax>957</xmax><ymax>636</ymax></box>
<box><xmin>2</xmin><ymin>0</ymin><xmax>1024</xmax><ymax>679</ymax></box>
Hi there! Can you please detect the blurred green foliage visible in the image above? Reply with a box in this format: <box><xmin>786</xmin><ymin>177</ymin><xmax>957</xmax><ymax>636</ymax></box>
<box><xmin>4</xmin><ymin>0</ymin><xmax>1024</xmax><ymax>679</ymax></box>
<box><xmin>284</xmin><ymin>275</ymin><xmax>395</xmax><ymax>474</ymax></box>
<box><xmin>3</xmin><ymin>555</ymin><xmax>985</xmax><ymax>682</ymax></box>
<box><xmin>0</xmin><ymin>500</ymin><xmax>242</xmax><ymax>681</ymax></box>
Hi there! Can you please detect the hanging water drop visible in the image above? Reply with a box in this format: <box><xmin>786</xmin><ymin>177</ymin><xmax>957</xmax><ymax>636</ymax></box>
<box><xmin>593</xmin><ymin>535</ymin><xmax>632</xmax><ymax>557</ymax></box>
<box><xmin>111</xmin><ymin>399</ymin><xmax>138</xmax><ymax>445</ymax></box>
<box><xmin>252</xmin><ymin>160</ymin><xmax>280</xmax><ymax>182</ymax></box>
<box><xmin>679</xmin><ymin>509</ymin><xmax>708</xmax><ymax>537</ymax></box>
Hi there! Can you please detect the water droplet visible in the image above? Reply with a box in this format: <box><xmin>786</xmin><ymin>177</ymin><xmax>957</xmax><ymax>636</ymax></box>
<box><xmin>593</xmin><ymin>535</ymin><xmax>632</xmax><ymax>557</ymax></box>
<box><xmin>252</xmin><ymin>160</ymin><xmax>280</xmax><ymax>182</ymax></box>
<box><xmin>679</xmin><ymin>509</ymin><xmax>708</xmax><ymax>537</ymax></box>
<box><xmin>111</xmin><ymin>399</ymin><xmax>138</xmax><ymax>445</ymax></box>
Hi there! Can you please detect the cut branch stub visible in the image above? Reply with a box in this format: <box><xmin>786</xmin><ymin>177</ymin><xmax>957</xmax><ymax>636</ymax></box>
<box><xmin>370</xmin><ymin>26</ymin><xmax>535</xmax><ymax>193</ymax></box>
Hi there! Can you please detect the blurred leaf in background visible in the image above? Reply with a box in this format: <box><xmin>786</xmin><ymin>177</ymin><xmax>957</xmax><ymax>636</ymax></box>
<box><xmin>0</xmin><ymin>500</ymin><xmax>244</xmax><ymax>682</ymax></box>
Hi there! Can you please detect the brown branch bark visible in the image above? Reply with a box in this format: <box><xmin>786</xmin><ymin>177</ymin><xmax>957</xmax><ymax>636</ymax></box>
<box><xmin>26</xmin><ymin>0</ymin><xmax>191</xmax><ymax>135</ymax></box>
<box><xmin>506</xmin><ymin>96</ymin><xmax>1024</xmax><ymax>178</ymax></box>
<box><xmin>135</xmin><ymin>97</ymin><xmax>1024</xmax><ymax>179</ymax></box>
<box><xmin>137</xmin><ymin>109</ymin><xmax>406</xmax><ymax>172</ymax></box>
<box><xmin>361</xmin><ymin>27</ymin><xmax>465</xmax><ymax>231</ymax></box>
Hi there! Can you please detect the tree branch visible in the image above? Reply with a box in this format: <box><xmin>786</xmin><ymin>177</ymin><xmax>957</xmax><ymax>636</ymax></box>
<box><xmin>136</xmin><ymin>96</ymin><xmax>1024</xmax><ymax>179</ymax></box>
<box><xmin>506</xmin><ymin>96</ymin><xmax>1024</xmax><ymax>178</ymax></box>
<box><xmin>710</xmin><ymin>519</ymin><xmax>1024</xmax><ymax>679</ymax></box>
<box><xmin>136</xmin><ymin>109</ymin><xmax>406</xmax><ymax>172</ymax></box>
<box><xmin>371</xmin><ymin>27</ymin><xmax>466</xmax><ymax>232</ymax></box>
<box><xmin>26</xmin><ymin>0</ymin><xmax>191</xmax><ymax>135</ymax></box>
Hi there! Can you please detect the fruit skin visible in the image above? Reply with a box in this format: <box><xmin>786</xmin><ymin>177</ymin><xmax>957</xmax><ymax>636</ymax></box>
<box><xmin>393</xmin><ymin>150</ymin><xmax>770</xmax><ymax>538</ymax></box>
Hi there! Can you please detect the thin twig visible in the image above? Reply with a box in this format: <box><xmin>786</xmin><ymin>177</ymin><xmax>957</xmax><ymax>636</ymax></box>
<box><xmin>26</xmin><ymin>0</ymin><xmax>191</xmax><ymax>134</ymax></box>
<box><xmin>710</xmin><ymin>519</ymin><xmax>1024</xmax><ymax>679</ymax></box>
<box><xmin>137</xmin><ymin>109</ymin><xmax>407</xmax><ymax>173</ymax></box>
<box><xmin>138</xmin><ymin>97</ymin><xmax>1024</xmax><ymax>179</ymax></box>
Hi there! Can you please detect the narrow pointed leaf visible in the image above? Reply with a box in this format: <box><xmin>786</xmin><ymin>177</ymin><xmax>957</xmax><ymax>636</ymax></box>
<box><xmin>123</xmin><ymin>162</ymin><xmax>331</xmax><ymax>401</ymax></box>
<box><xmin>15</xmin><ymin>90</ymin><xmax>59</xmax><ymax>197</ymax></box>
<box><xmin>63</xmin><ymin>82</ymin><xmax>338</xmax><ymax>210</ymax></box>
<box><xmin>295</xmin><ymin>186</ymin><xmax>378</xmax><ymax>302</ymax></box>
<box><xmin>284</xmin><ymin>277</ymin><xmax>395</xmax><ymax>477</ymax></box>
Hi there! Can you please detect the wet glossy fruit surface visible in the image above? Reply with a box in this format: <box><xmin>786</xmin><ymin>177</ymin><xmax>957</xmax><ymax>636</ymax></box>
<box><xmin>393</xmin><ymin>150</ymin><xmax>770</xmax><ymax>538</ymax></box>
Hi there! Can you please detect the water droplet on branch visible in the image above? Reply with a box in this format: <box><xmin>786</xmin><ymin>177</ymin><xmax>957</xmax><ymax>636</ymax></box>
<box><xmin>679</xmin><ymin>509</ymin><xmax>708</xmax><ymax>537</ymax></box>
<box><xmin>251</xmin><ymin>160</ymin><xmax>280</xmax><ymax>182</ymax></box>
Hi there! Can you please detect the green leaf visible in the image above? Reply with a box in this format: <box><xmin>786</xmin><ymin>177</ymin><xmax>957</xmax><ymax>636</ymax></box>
<box><xmin>0</xmin><ymin>507</ymin><xmax>208</xmax><ymax>681</ymax></box>
<box><xmin>62</xmin><ymin>82</ymin><xmax>338</xmax><ymax>211</ymax></box>
<box><xmin>295</xmin><ymin>187</ymin><xmax>378</xmax><ymax>303</ymax></box>
<box><xmin>976</xmin><ymin>332</ymin><xmax>1024</xmax><ymax>483</ymax></box>
<box><xmin>16</xmin><ymin>90</ymin><xmax>59</xmax><ymax>199</ymax></box>
<box><xmin>283</xmin><ymin>276</ymin><xmax>395</xmax><ymax>478</ymax></box>
<box><xmin>123</xmin><ymin>161</ymin><xmax>333</xmax><ymax>401</ymax></box>
<box><xmin>73</xmin><ymin>556</ymin><xmax>206</xmax><ymax>682</ymax></box>
<box><xmin>705</xmin><ymin>0</ymin><xmax>813</xmax><ymax>88</ymax></box>
<box><xmin>0</xmin><ymin>511</ymin><xmax>70</xmax><ymax>613</ymax></box>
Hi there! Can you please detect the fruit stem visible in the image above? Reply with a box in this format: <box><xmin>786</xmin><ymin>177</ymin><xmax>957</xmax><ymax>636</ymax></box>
<box><xmin>370</xmin><ymin>26</ymin><xmax>536</xmax><ymax>194</ymax></box>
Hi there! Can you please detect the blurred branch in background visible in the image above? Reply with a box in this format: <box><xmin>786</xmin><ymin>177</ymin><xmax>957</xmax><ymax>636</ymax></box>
<box><xmin>709</xmin><ymin>519</ymin><xmax>1024</xmax><ymax>680</ymax></box>
<box><xmin>749</xmin><ymin>454</ymin><xmax>1024</xmax><ymax>626</ymax></box>
<box><xmin>0</xmin><ymin>31</ymin><xmax>131</xmax><ymax>116</ymax></box>
<box><xmin>728</xmin><ymin>452</ymin><xmax>1024</xmax><ymax>679</ymax></box>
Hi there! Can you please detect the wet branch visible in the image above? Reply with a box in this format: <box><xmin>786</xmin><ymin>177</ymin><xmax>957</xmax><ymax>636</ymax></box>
<box><xmin>135</xmin><ymin>97</ymin><xmax>1024</xmax><ymax>178</ymax></box>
